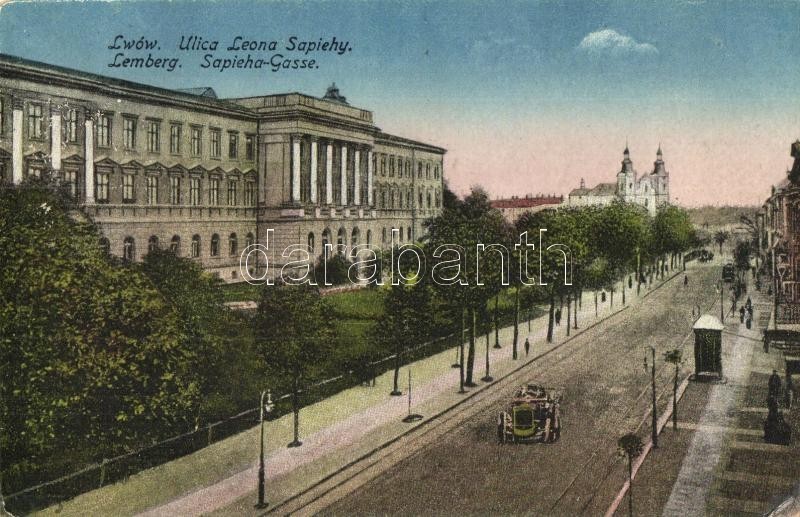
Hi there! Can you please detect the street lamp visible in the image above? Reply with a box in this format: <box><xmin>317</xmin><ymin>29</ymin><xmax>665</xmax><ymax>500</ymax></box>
<box><xmin>643</xmin><ymin>346</ymin><xmax>658</xmax><ymax>448</ymax></box>
<box><xmin>256</xmin><ymin>389</ymin><xmax>275</xmax><ymax>509</ymax></box>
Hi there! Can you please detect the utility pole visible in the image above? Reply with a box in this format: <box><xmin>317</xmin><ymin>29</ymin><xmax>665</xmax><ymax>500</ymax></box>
<box><xmin>256</xmin><ymin>390</ymin><xmax>274</xmax><ymax>508</ymax></box>
<box><xmin>645</xmin><ymin>346</ymin><xmax>658</xmax><ymax>448</ymax></box>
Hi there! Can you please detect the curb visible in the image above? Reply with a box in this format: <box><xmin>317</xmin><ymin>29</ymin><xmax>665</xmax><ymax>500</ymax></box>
<box><xmin>264</xmin><ymin>272</ymin><xmax>683</xmax><ymax>515</ymax></box>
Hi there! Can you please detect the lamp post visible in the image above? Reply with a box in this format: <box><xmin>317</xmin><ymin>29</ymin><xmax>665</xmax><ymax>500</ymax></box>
<box><xmin>644</xmin><ymin>346</ymin><xmax>658</xmax><ymax>448</ymax></box>
<box><xmin>256</xmin><ymin>389</ymin><xmax>274</xmax><ymax>509</ymax></box>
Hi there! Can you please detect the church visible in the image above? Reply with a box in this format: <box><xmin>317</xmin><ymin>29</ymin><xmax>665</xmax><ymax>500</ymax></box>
<box><xmin>567</xmin><ymin>146</ymin><xmax>670</xmax><ymax>216</ymax></box>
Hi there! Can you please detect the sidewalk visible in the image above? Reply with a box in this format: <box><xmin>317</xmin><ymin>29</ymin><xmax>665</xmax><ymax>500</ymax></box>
<box><xmin>37</xmin><ymin>271</ymin><xmax>675</xmax><ymax>517</ymax></box>
<box><xmin>620</xmin><ymin>281</ymin><xmax>800</xmax><ymax>517</ymax></box>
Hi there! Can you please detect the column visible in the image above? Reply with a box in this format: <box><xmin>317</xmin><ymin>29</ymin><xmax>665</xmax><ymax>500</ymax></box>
<box><xmin>310</xmin><ymin>139</ymin><xmax>318</xmax><ymax>204</ymax></box>
<box><xmin>325</xmin><ymin>141</ymin><xmax>333</xmax><ymax>205</ymax></box>
<box><xmin>50</xmin><ymin>107</ymin><xmax>62</xmax><ymax>171</ymax></box>
<box><xmin>353</xmin><ymin>148</ymin><xmax>361</xmax><ymax>205</ymax></box>
<box><xmin>340</xmin><ymin>143</ymin><xmax>348</xmax><ymax>206</ymax></box>
<box><xmin>291</xmin><ymin>136</ymin><xmax>301</xmax><ymax>203</ymax></box>
<box><xmin>367</xmin><ymin>150</ymin><xmax>374</xmax><ymax>207</ymax></box>
<box><xmin>12</xmin><ymin>98</ymin><xmax>23</xmax><ymax>184</ymax></box>
<box><xmin>84</xmin><ymin>109</ymin><xmax>95</xmax><ymax>203</ymax></box>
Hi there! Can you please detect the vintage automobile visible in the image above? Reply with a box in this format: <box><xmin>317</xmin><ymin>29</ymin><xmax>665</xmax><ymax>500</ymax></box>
<box><xmin>497</xmin><ymin>384</ymin><xmax>561</xmax><ymax>444</ymax></box>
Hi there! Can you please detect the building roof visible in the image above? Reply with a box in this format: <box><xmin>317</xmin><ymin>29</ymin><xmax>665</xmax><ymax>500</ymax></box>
<box><xmin>491</xmin><ymin>195</ymin><xmax>563</xmax><ymax>209</ymax></box>
<box><xmin>591</xmin><ymin>182</ymin><xmax>618</xmax><ymax>195</ymax></box>
<box><xmin>176</xmin><ymin>87</ymin><xmax>218</xmax><ymax>99</ymax></box>
<box><xmin>693</xmin><ymin>314</ymin><xmax>725</xmax><ymax>331</ymax></box>
<box><xmin>375</xmin><ymin>131</ymin><xmax>446</xmax><ymax>154</ymax></box>
<box><xmin>569</xmin><ymin>188</ymin><xmax>590</xmax><ymax>196</ymax></box>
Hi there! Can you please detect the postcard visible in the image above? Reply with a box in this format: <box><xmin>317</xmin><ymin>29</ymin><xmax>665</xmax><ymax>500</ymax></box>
<box><xmin>0</xmin><ymin>1</ymin><xmax>798</xmax><ymax>516</ymax></box>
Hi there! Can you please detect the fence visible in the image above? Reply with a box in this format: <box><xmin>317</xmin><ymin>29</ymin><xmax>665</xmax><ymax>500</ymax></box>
<box><xmin>5</xmin><ymin>310</ymin><xmax>524</xmax><ymax>514</ymax></box>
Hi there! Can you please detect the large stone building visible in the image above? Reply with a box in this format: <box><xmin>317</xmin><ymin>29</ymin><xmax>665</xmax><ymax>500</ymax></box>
<box><xmin>0</xmin><ymin>54</ymin><xmax>445</xmax><ymax>281</ymax></box>
<box><xmin>568</xmin><ymin>146</ymin><xmax>669</xmax><ymax>216</ymax></box>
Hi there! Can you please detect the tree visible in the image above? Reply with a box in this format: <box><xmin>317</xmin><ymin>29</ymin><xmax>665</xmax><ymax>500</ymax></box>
<box><xmin>254</xmin><ymin>283</ymin><xmax>333</xmax><ymax>447</ymax></box>
<box><xmin>663</xmin><ymin>349</ymin><xmax>682</xmax><ymax>431</ymax></box>
<box><xmin>714</xmin><ymin>230</ymin><xmax>730</xmax><ymax>254</ymax></box>
<box><xmin>618</xmin><ymin>433</ymin><xmax>644</xmax><ymax>517</ymax></box>
<box><xmin>0</xmin><ymin>183</ymin><xmax>200</xmax><ymax>491</ymax></box>
<box><xmin>371</xmin><ymin>273</ymin><xmax>432</xmax><ymax>396</ymax></box>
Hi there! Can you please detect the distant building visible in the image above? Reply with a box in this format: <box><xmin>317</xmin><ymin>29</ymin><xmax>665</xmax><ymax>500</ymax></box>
<box><xmin>568</xmin><ymin>146</ymin><xmax>670</xmax><ymax>216</ymax></box>
<box><xmin>490</xmin><ymin>194</ymin><xmax>563</xmax><ymax>223</ymax></box>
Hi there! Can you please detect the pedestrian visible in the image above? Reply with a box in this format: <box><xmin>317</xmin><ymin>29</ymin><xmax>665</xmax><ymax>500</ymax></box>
<box><xmin>768</xmin><ymin>369</ymin><xmax>783</xmax><ymax>402</ymax></box>
<box><xmin>555</xmin><ymin>308</ymin><xmax>562</xmax><ymax>326</ymax></box>
<box><xmin>739</xmin><ymin>306</ymin><xmax>745</xmax><ymax>323</ymax></box>
<box><xmin>746</xmin><ymin>296</ymin><xmax>752</xmax><ymax>310</ymax></box>
<box><xmin>524</xmin><ymin>337</ymin><xmax>530</xmax><ymax>357</ymax></box>
<box><xmin>684</xmin><ymin>274</ymin><xmax>688</xmax><ymax>288</ymax></box>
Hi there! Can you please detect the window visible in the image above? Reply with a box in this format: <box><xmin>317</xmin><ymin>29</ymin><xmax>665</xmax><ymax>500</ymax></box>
<box><xmin>426</xmin><ymin>164</ymin><xmax>430</xmax><ymax>179</ymax></box>
<box><xmin>210</xmin><ymin>234</ymin><xmax>220</xmax><ymax>257</ymax></box>
<box><xmin>28</xmin><ymin>103</ymin><xmax>43</xmax><ymax>139</ymax></box>
<box><xmin>418</xmin><ymin>191</ymin><xmax>423</xmax><ymax>206</ymax></box>
<box><xmin>146</xmin><ymin>176</ymin><xmax>158</xmax><ymax>205</ymax></box>
<box><xmin>434</xmin><ymin>165</ymin><xmax>439</xmax><ymax>179</ymax></box>
<box><xmin>407</xmin><ymin>227</ymin><xmax>412</xmax><ymax>241</ymax></box>
<box><xmin>227</xmin><ymin>180</ymin><xmax>238</xmax><ymax>206</ymax></box>
<box><xmin>210</xmin><ymin>129</ymin><xmax>221</xmax><ymax>158</ymax></box>
<box><xmin>170</xmin><ymin>235</ymin><xmax>180</xmax><ymax>255</ymax></box>
<box><xmin>123</xmin><ymin>117</ymin><xmax>137</xmax><ymax>149</ymax></box>
<box><xmin>148</xmin><ymin>235</ymin><xmax>159</xmax><ymax>253</ymax></box>
<box><xmin>381</xmin><ymin>191</ymin><xmax>386</xmax><ymax>208</ymax></box>
<box><xmin>382</xmin><ymin>227</ymin><xmax>387</xmax><ymax>242</ymax></box>
<box><xmin>146</xmin><ymin>120</ymin><xmax>160</xmax><ymax>152</ymax></box>
<box><xmin>381</xmin><ymin>156</ymin><xmax>386</xmax><ymax>176</ymax></box>
<box><xmin>122</xmin><ymin>174</ymin><xmax>135</xmax><ymax>203</ymax></box>
<box><xmin>99</xmin><ymin>237</ymin><xmax>110</xmax><ymax>255</ymax></box>
<box><xmin>389</xmin><ymin>156</ymin><xmax>395</xmax><ymax>177</ymax></box>
<box><xmin>190</xmin><ymin>177</ymin><xmax>200</xmax><ymax>206</ymax></box>
<box><xmin>426</xmin><ymin>192</ymin><xmax>432</xmax><ymax>209</ymax></box>
<box><xmin>245</xmin><ymin>232</ymin><xmax>254</xmax><ymax>249</ymax></box>
<box><xmin>228</xmin><ymin>132</ymin><xmax>238</xmax><ymax>158</ymax></box>
<box><xmin>244</xmin><ymin>181</ymin><xmax>255</xmax><ymax>205</ymax></box>
<box><xmin>123</xmin><ymin>237</ymin><xmax>135</xmax><ymax>261</ymax></box>
<box><xmin>27</xmin><ymin>162</ymin><xmax>43</xmax><ymax>179</ymax></box>
<box><xmin>191</xmin><ymin>234</ymin><xmax>201</xmax><ymax>258</ymax></box>
<box><xmin>245</xmin><ymin>135</ymin><xmax>255</xmax><ymax>160</ymax></box>
<box><xmin>97</xmin><ymin>114</ymin><xmax>112</xmax><ymax>147</ymax></box>
<box><xmin>64</xmin><ymin>109</ymin><xmax>78</xmax><ymax>143</ymax></box>
<box><xmin>96</xmin><ymin>173</ymin><xmax>109</xmax><ymax>202</ymax></box>
<box><xmin>170</xmin><ymin>176</ymin><xmax>181</xmax><ymax>204</ymax></box>
<box><xmin>63</xmin><ymin>169</ymin><xmax>77</xmax><ymax>197</ymax></box>
<box><xmin>307</xmin><ymin>232</ymin><xmax>315</xmax><ymax>253</ymax></box>
<box><xmin>209</xmin><ymin>178</ymin><xmax>220</xmax><ymax>205</ymax></box>
<box><xmin>418</xmin><ymin>163</ymin><xmax>423</xmax><ymax>178</ymax></box>
<box><xmin>170</xmin><ymin>123</ymin><xmax>182</xmax><ymax>154</ymax></box>
<box><xmin>228</xmin><ymin>233</ymin><xmax>238</xmax><ymax>256</ymax></box>
<box><xmin>191</xmin><ymin>126</ymin><xmax>202</xmax><ymax>155</ymax></box>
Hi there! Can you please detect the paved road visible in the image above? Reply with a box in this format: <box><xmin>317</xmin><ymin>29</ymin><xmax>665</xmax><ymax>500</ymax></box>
<box><xmin>323</xmin><ymin>264</ymin><xmax>721</xmax><ymax>516</ymax></box>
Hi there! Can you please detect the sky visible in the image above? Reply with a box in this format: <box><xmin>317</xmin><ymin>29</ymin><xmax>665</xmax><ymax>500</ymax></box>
<box><xmin>1</xmin><ymin>0</ymin><xmax>799</xmax><ymax>207</ymax></box>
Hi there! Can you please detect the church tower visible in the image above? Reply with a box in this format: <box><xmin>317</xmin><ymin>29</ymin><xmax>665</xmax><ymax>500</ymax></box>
<box><xmin>617</xmin><ymin>145</ymin><xmax>636</xmax><ymax>201</ymax></box>
<box><xmin>651</xmin><ymin>145</ymin><xmax>670</xmax><ymax>206</ymax></box>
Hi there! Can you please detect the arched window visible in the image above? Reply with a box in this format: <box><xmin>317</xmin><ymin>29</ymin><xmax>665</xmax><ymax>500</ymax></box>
<box><xmin>307</xmin><ymin>232</ymin><xmax>315</xmax><ymax>254</ymax></box>
<box><xmin>435</xmin><ymin>190</ymin><xmax>441</xmax><ymax>208</ymax></box>
<box><xmin>170</xmin><ymin>235</ymin><xmax>180</xmax><ymax>255</ymax></box>
<box><xmin>123</xmin><ymin>237</ymin><xmax>135</xmax><ymax>262</ymax></box>
<box><xmin>426</xmin><ymin>192</ymin><xmax>432</xmax><ymax>208</ymax></box>
<box><xmin>228</xmin><ymin>233</ymin><xmax>238</xmax><ymax>256</ymax></box>
<box><xmin>351</xmin><ymin>227</ymin><xmax>360</xmax><ymax>248</ymax></box>
<box><xmin>322</xmin><ymin>228</ymin><xmax>331</xmax><ymax>258</ymax></box>
<box><xmin>210</xmin><ymin>233</ymin><xmax>220</xmax><ymax>257</ymax></box>
<box><xmin>148</xmin><ymin>235</ymin><xmax>159</xmax><ymax>253</ymax></box>
<box><xmin>419</xmin><ymin>191</ymin><xmax>423</xmax><ymax>206</ymax></box>
<box><xmin>191</xmin><ymin>234</ymin><xmax>201</xmax><ymax>258</ymax></box>
<box><xmin>382</xmin><ymin>227</ymin><xmax>387</xmax><ymax>243</ymax></box>
<box><xmin>407</xmin><ymin>227</ymin><xmax>412</xmax><ymax>241</ymax></box>
<box><xmin>337</xmin><ymin>227</ymin><xmax>346</xmax><ymax>254</ymax></box>
<box><xmin>381</xmin><ymin>190</ymin><xmax>386</xmax><ymax>208</ymax></box>
<box><xmin>245</xmin><ymin>232</ymin><xmax>254</xmax><ymax>249</ymax></box>
<box><xmin>407</xmin><ymin>190</ymin><xmax>412</xmax><ymax>208</ymax></box>
<box><xmin>99</xmin><ymin>237</ymin><xmax>110</xmax><ymax>256</ymax></box>
<box><xmin>366</xmin><ymin>229</ymin><xmax>372</xmax><ymax>246</ymax></box>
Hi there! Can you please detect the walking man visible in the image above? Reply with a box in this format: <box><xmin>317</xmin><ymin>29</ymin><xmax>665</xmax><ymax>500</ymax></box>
<box><xmin>769</xmin><ymin>369</ymin><xmax>783</xmax><ymax>402</ymax></box>
<box><xmin>684</xmin><ymin>274</ymin><xmax>689</xmax><ymax>288</ymax></box>
<box><xmin>524</xmin><ymin>337</ymin><xmax>530</xmax><ymax>357</ymax></box>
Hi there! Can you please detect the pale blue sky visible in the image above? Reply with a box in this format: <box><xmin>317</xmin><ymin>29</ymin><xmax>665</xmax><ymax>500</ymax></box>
<box><xmin>1</xmin><ymin>0</ymin><xmax>799</xmax><ymax>205</ymax></box>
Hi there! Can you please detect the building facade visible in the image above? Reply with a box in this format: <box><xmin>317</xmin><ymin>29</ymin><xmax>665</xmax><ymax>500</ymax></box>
<box><xmin>0</xmin><ymin>55</ymin><xmax>445</xmax><ymax>281</ymax></box>
<box><xmin>490</xmin><ymin>194</ymin><xmax>563</xmax><ymax>223</ymax></box>
<box><xmin>760</xmin><ymin>140</ymin><xmax>800</xmax><ymax>322</ymax></box>
<box><xmin>568</xmin><ymin>146</ymin><xmax>669</xmax><ymax>216</ymax></box>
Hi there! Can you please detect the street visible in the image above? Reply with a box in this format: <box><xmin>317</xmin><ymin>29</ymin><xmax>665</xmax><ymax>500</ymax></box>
<box><xmin>321</xmin><ymin>263</ymin><xmax>721</xmax><ymax>516</ymax></box>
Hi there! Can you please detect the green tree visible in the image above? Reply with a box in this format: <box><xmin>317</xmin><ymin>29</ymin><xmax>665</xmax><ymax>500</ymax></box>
<box><xmin>618</xmin><ymin>433</ymin><xmax>644</xmax><ymax>517</ymax></box>
<box><xmin>254</xmin><ymin>283</ymin><xmax>333</xmax><ymax>447</ymax></box>
<box><xmin>371</xmin><ymin>273</ymin><xmax>432</xmax><ymax>396</ymax></box>
<box><xmin>0</xmin><ymin>183</ymin><xmax>200</xmax><ymax>491</ymax></box>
